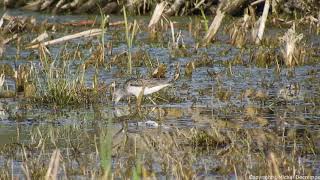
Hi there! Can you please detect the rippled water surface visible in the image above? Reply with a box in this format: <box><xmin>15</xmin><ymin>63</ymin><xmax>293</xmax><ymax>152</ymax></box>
<box><xmin>0</xmin><ymin>9</ymin><xmax>320</xmax><ymax>179</ymax></box>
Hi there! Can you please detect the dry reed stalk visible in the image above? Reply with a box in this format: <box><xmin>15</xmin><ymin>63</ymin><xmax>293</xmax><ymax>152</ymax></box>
<box><xmin>61</xmin><ymin>0</ymin><xmax>79</xmax><ymax>10</ymax></box>
<box><xmin>21</xmin><ymin>163</ymin><xmax>31</xmax><ymax>180</ymax></box>
<box><xmin>22</xmin><ymin>0</ymin><xmax>42</xmax><ymax>11</ymax></box>
<box><xmin>251</xmin><ymin>19</ymin><xmax>259</xmax><ymax>42</ymax></box>
<box><xmin>165</xmin><ymin>0</ymin><xmax>185</xmax><ymax>16</ymax></box>
<box><xmin>173</xmin><ymin>62</ymin><xmax>180</xmax><ymax>81</ymax></box>
<box><xmin>220</xmin><ymin>0</ymin><xmax>247</xmax><ymax>15</ymax></box>
<box><xmin>27</xmin><ymin>29</ymin><xmax>103</xmax><ymax>49</ymax></box>
<box><xmin>38</xmin><ymin>43</ymin><xmax>51</xmax><ymax>65</ymax></box>
<box><xmin>228</xmin><ymin>10</ymin><xmax>254</xmax><ymax>48</ymax></box>
<box><xmin>280</xmin><ymin>24</ymin><xmax>304</xmax><ymax>67</ymax></box>
<box><xmin>41</xmin><ymin>0</ymin><xmax>55</xmax><ymax>10</ymax></box>
<box><xmin>0</xmin><ymin>34</ymin><xmax>17</xmax><ymax>57</ymax></box>
<box><xmin>62</xmin><ymin>20</ymin><xmax>96</xmax><ymax>26</ymax></box>
<box><xmin>55</xmin><ymin>0</ymin><xmax>65</xmax><ymax>8</ymax></box>
<box><xmin>268</xmin><ymin>152</ymin><xmax>281</xmax><ymax>176</ymax></box>
<box><xmin>2</xmin><ymin>34</ymin><xmax>18</xmax><ymax>44</ymax></box>
<box><xmin>0</xmin><ymin>42</ymin><xmax>4</xmax><ymax>58</ymax></box>
<box><xmin>148</xmin><ymin>2</ymin><xmax>167</xmax><ymax>30</ymax></box>
<box><xmin>52</xmin><ymin>0</ymin><xmax>65</xmax><ymax>14</ymax></box>
<box><xmin>45</xmin><ymin>149</ymin><xmax>61</xmax><ymax>180</ymax></box>
<box><xmin>169</xmin><ymin>20</ymin><xmax>184</xmax><ymax>49</ymax></box>
<box><xmin>318</xmin><ymin>13</ymin><xmax>320</xmax><ymax>34</ymax></box>
<box><xmin>109</xmin><ymin>21</ymin><xmax>125</xmax><ymax>26</ymax></box>
<box><xmin>31</xmin><ymin>31</ymin><xmax>49</xmax><ymax>44</ymax></box>
<box><xmin>1</xmin><ymin>12</ymin><xmax>14</xmax><ymax>22</ymax></box>
<box><xmin>193</xmin><ymin>0</ymin><xmax>205</xmax><ymax>9</ymax></box>
<box><xmin>0</xmin><ymin>11</ymin><xmax>7</xmax><ymax>28</ymax></box>
<box><xmin>251</xmin><ymin>0</ymin><xmax>265</xmax><ymax>6</ymax></box>
<box><xmin>203</xmin><ymin>6</ymin><xmax>225</xmax><ymax>44</ymax></box>
<box><xmin>254</xmin><ymin>0</ymin><xmax>270</xmax><ymax>44</ymax></box>
<box><xmin>0</xmin><ymin>74</ymin><xmax>5</xmax><ymax>89</ymax></box>
<box><xmin>14</xmin><ymin>65</ymin><xmax>31</xmax><ymax>92</ymax></box>
<box><xmin>170</xmin><ymin>21</ymin><xmax>176</xmax><ymax>47</ymax></box>
<box><xmin>271</xmin><ymin>0</ymin><xmax>279</xmax><ymax>14</ymax></box>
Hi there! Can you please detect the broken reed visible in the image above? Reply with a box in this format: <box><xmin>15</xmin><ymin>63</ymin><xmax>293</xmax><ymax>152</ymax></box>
<box><xmin>280</xmin><ymin>24</ymin><xmax>305</xmax><ymax>67</ymax></box>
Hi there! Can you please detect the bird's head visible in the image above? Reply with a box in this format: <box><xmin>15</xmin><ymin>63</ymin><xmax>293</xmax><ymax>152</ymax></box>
<box><xmin>113</xmin><ymin>89</ymin><xmax>126</xmax><ymax>105</ymax></box>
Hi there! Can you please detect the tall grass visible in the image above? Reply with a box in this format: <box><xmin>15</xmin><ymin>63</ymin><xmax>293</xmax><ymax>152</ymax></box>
<box><xmin>32</xmin><ymin>45</ymin><xmax>86</xmax><ymax>106</ymax></box>
<box><xmin>100</xmin><ymin>126</ymin><xmax>112</xmax><ymax>179</ymax></box>
<box><xmin>200</xmin><ymin>8</ymin><xmax>209</xmax><ymax>32</ymax></box>
<box><xmin>123</xmin><ymin>6</ymin><xmax>138</xmax><ymax>74</ymax></box>
<box><xmin>98</xmin><ymin>5</ymin><xmax>108</xmax><ymax>66</ymax></box>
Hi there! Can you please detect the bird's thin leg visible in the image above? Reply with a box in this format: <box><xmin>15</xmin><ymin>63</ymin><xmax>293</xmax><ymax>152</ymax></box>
<box><xmin>128</xmin><ymin>97</ymin><xmax>132</xmax><ymax>109</ymax></box>
<box><xmin>137</xmin><ymin>86</ymin><xmax>145</xmax><ymax>112</ymax></box>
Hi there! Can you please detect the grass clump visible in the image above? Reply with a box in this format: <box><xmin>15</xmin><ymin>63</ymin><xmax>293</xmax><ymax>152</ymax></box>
<box><xmin>109</xmin><ymin>50</ymin><xmax>157</xmax><ymax>69</ymax></box>
<box><xmin>32</xmin><ymin>59</ymin><xmax>84</xmax><ymax>105</ymax></box>
<box><xmin>30</xmin><ymin>46</ymin><xmax>107</xmax><ymax>106</ymax></box>
<box><xmin>250</xmin><ymin>47</ymin><xmax>279</xmax><ymax>68</ymax></box>
<box><xmin>190</xmin><ymin>127</ymin><xmax>231</xmax><ymax>147</ymax></box>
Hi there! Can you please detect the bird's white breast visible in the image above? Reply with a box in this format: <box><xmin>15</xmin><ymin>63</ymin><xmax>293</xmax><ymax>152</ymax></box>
<box><xmin>127</xmin><ymin>86</ymin><xmax>143</xmax><ymax>97</ymax></box>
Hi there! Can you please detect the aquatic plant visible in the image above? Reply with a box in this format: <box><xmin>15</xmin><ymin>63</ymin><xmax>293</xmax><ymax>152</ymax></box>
<box><xmin>108</xmin><ymin>50</ymin><xmax>156</xmax><ymax>69</ymax></box>
<box><xmin>184</xmin><ymin>61</ymin><xmax>195</xmax><ymax>78</ymax></box>
<box><xmin>98</xmin><ymin>6</ymin><xmax>109</xmax><ymax>66</ymax></box>
<box><xmin>148</xmin><ymin>1</ymin><xmax>167</xmax><ymax>32</ymax></box>
<box><xmin>100</xmin><ymin>128</ymin><xmax>112</xmax><ymax>179</ymax></box>
<box><xmin>34</xmin><ymin>62</ymin><xmax>82</xmax><ymax>105</ymax></box>
<box><xmin>250</xmin><ymin>47</ymin><xmax>279</xmax><ymax>68</ymax></box>
<box><xmin>31</xmin><ymin>45</ymin><xmax>96</xmax><ymax>106</ymax></box>
<box><xmin>199</xmin><ymin>7</ymin><xmax>209</xmax><ymax>32</ymax></box>
<box><xmin>123</xmin><ymin>6</ymin><xmax>139</xmax><ymax>74</ymax></box>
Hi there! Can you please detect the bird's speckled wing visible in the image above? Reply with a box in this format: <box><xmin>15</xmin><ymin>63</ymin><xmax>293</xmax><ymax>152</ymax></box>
<box><xmin>125</xmin><ymin>78</ymin><xmax>170</xmax><ymax>88</ymax></box>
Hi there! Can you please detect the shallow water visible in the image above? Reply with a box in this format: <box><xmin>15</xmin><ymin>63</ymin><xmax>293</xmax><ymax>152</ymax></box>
<box><xmin>0</xmin><ymin>9</ymin><xmax>320</xmax><ymax>178</ymax></box>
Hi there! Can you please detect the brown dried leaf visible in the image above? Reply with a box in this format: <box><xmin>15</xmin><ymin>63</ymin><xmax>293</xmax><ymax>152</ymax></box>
<box><xmin>152</xmin><ymin>64</ymin><xmax>167</xmax><ymax>78</ymax></box>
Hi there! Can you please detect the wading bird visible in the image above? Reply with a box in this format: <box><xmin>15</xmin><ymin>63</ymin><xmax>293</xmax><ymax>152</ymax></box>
<box><xmin>113</xmin><ymin>78</ymin><xmax>171</xmax><ymax>106</ymax></box>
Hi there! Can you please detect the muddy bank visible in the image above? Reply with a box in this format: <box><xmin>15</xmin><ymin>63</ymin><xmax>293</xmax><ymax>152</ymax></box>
<box><xmin>2</xmin><ymin>0</ymin><xmax>320</xmax><ymax>16</ymax></box>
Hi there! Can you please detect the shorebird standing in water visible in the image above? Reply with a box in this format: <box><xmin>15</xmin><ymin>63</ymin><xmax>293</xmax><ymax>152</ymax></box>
<box><xmin>113</xmin><ymin>78</ymin><xmax>172</xmax><ymax>106</ymax></box>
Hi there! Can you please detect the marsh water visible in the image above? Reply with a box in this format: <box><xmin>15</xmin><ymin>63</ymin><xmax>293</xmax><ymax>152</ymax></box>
<box><xmin>0</xmin><ymin>10</ymin><xmax>320</xmax><ymax>179</ymax></box>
